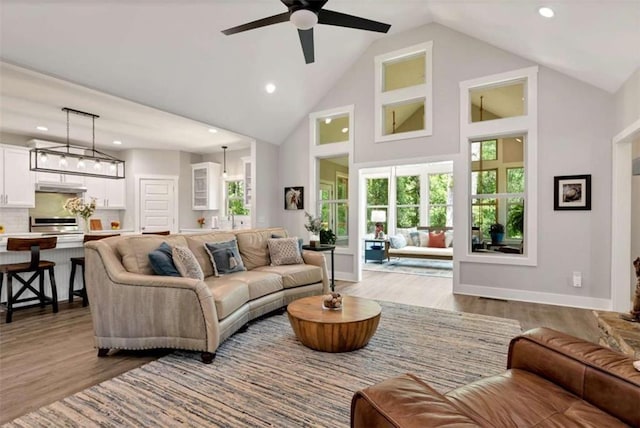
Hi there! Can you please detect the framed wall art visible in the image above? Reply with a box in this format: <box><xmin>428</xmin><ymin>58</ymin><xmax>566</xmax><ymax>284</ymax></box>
<box><xmin>284</xmin><ymin>186</ymin><xmax>304</xmax><ymax>210</ymax></box>
<box><xmin>553</xmin><ymin>174</ymin><xmax>591</xmax><ymax>211</ymax></box>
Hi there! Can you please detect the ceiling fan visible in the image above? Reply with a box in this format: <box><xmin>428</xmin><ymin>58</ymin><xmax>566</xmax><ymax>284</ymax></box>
<box><xmin>222</xmin><ymin>0</ymin><xmax>391</xmax><ymax>64</ymax></box>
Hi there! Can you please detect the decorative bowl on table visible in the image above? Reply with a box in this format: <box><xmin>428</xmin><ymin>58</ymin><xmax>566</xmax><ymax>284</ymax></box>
<box><xmin>322</xmin><ymin>292</ymin><xmax>343</xmax><ymax>310</ymax></box>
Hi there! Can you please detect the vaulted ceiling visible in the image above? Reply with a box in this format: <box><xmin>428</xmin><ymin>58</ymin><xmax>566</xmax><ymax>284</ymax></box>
<box><xmin>1</xmin><ymin>0</ymin><xmax>638</xmax><ymax>150</ymax></box>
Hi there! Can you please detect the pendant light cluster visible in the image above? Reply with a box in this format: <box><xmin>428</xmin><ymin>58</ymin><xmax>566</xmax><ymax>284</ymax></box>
<box><xmin>29</xmin><ymin>107</ymin><xmax>125</xmax><ymax>179</ymax></box>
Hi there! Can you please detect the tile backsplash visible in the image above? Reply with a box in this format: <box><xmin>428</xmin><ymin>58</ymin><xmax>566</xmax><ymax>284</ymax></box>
<box><xmin>0</xmin><ymin>208</ymin><xmax>30</xmax><ymax>233</ymax></box>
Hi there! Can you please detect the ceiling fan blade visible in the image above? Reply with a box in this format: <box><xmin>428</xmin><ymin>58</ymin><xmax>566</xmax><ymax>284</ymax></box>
<box><xmin>298</xmin><ymin>28</ymin><xmax>315</xmax><ymax>64</ymax></box>
<box><xmin>222</xmin><ymin>12</ymin><xmax>290</xmax><ymax>35</ymax></box>
<box><xmin>318</xmin><ymin>9</ymin><xmax>391</xmax><ymax>33</ymax></box>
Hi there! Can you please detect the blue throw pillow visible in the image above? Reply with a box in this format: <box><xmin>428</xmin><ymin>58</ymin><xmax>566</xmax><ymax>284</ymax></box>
<box><xmin>389</xmin><ymin>234</ymin><xmax>407</xmax><ymax>249</ymax></box>
<box><xmin>204</xmin><ymin>239</ymin><xmax>246</xmax><ymax>276</ymax></box>
<box><xmin>148</xmin><ymin>242</ymin><xmax>181</xmax><ymax>277</ymax></box>
<box><xmin>272</xmin><ymin>234</ymin><xmax>303</xmax><ymax>253</ymax></box>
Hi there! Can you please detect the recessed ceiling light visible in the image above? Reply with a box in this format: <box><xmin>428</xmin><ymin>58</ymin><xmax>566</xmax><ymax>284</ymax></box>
<box><xmin>113</xmin><ymin>140</ymin><xmax>122</xmax><ymax>145</ymax></box>
<box><xmin>324</xmin><ymin>118</ymin><xmax>332</xmax><ymax>124</ymax></box>
<box><xmin>538</xmin><ymin>7</ymin><xmax>554</xmax><ymax>18</ymax></box>
<box><xmin>265</xmin><ymin>83</ymin><xmax>276</xmax><ymax>94</ymax></box>
<box><xmin>516</xmin><ymin>138</ymin><xmax>522</xmax><ymax>143</ymax></box>
<box><xmin>36</xmin><ymin>126</ymin><xmax>48</xmax><ymax>131</ymax></box>
<box><xmin>208</xmin><ymin>128</ymin><xmax>218</xmax><ymax>134</ymax></box>
<box><xmin>341</xmin><ymin>127</ymin><xmax>349</xmax><ymax>133</ymax></box>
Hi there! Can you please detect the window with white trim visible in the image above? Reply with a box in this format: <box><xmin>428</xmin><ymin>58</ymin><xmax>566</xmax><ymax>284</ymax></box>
<box><xmin>375</xmin><ymin>41</ymin><xmax>433</xmax><ymax>143</ymax></box>
<box><xmin>225</xmin><ymin>179</ymin><xmax>249</xmax><ymax>216</ymax></box>
<box><xmin>459</xmin><ymin>66</ymin><xmax>538</xmax><ymax>266</ymax></box>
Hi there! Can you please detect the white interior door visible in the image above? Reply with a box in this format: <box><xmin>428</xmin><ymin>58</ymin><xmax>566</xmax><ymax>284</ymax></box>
<box><xmin>139</xmin><ymin>178</ymin><xmax>176</xmax><ymax>233</ymax></box>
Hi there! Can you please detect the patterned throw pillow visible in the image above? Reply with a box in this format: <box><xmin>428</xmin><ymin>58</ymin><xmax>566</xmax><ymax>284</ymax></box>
<box><xmin>148</xmin><ymin>242</ymin><xmax>181</xmax><ymax>277</ymax></box>
<box><xmin>267</xmin><ymin>237</ymin><xmax>304</xmax><ymax>266</ymax></box>
<box><xmin>388</xmin><ymin>234</ymin><xmax>407</xmax><ymax>249</ymax></box>
<box><xmin>204</xmin><ymin>239</ymin><xmax>246</xmax><ymax>276</ymax></box>
<box><xmin>271</xmin><ymin>234</ymin><xmax>304</xmax><ymax>253</ymax></box>
<box><xmin>172</xmin><ymin>245</ymin><xmax>204</xmax><ymax>280</ymax></box>
<box><xmin>445</xmin><ymin>230</ymin><xmax>454</xmax><ymax>247</ymax></box>
<box><xmin>428</xmin><ymin>231</ymin><xmax>446</xmax><ymax>248</ymax></box>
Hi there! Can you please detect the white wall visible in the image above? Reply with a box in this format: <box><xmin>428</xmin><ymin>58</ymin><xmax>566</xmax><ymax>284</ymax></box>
<box><xmin>614</xmin><ymin>67</ymin><xmax>640</xmax><ymax>135</ymax></box>
<box><xmin>632</xmin><ymin>138</ymin><xmax>640</xmax><ymax>299</ymax></box>
<box><xmin>254</xmin><ymin>140</ymin><xmax>279</xmax><ymax>228</ymax></box>
<box><xmin>277</xmin><ymin>22</ymin><xmax>616</xmax><ymax>306</ymax></box>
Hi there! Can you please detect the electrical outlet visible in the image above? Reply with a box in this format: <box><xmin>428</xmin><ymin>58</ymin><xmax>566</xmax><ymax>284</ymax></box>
<box><xmin>572</xmin><ymin>271</ymin><xmax>582</xmax><ymax>288</ymax></box>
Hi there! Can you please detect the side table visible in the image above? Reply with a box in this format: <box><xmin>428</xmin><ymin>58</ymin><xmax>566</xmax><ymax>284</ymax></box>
<box><xmin>364</xmin><ymin>239</ymin><xmax>389</xmax><ymax>263</ymax></box>
<box><xmin>302</xmin><ymin>244</ymin><xmax>336</xmax><ymax>291</ymax></box>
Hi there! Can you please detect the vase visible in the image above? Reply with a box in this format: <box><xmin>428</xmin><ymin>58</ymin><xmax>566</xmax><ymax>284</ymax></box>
<box><xmin>309</xmin><ymin>233</ymin><xmax>320</xmax><ymax>246</ymax></box>
<box><xmin>82</xmin><ymin>217</ymin><xmax>91</xmax><ymax>233</ymax></box>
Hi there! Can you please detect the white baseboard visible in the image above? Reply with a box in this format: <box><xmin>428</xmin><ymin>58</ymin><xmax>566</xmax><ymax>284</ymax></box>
<box><xmin>454</xmin><ymin>283</ymin><xmax>612</xmax><ymax>311</ymax></box>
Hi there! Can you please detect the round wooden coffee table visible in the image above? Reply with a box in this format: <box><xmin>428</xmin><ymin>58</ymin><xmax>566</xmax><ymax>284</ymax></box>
<box><xmin>287</xmin><ymin>295</ymin><xmax>381</xmax><ymax>352</ymax></box>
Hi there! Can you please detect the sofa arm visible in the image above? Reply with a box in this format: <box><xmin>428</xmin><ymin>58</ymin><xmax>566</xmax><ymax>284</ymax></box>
<box><xmin>508</xmin><ymin>327</ymin><xmax>640</xmax><ymax>427</ymax></box>
<box><xmin>85</xmin><ymin>245</ymin><xmax>220</xmax><ymax>353</ymax></box>
<box><xmin>302</xmin><ymin>250</ymin><xmax>330</xmax><ymax>293</ymax></box>
<box><xmin>351</xmin><ymin>373</ymin><xmax>481</xmax><ymax>427</ymax></box>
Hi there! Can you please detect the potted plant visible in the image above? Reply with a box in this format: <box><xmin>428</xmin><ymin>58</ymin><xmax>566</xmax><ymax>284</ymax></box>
<box><xmin>489</xmin><ymin>223</ymin><xmax>505</xmax><ymax>245</ymax></box>
<box><xmin>319</xmin><ymin>228</ymin><xmax>336</xmax><ymax>245</ymax></box>
<box><xmin>507</xmin><ymin>204</ymin><xmax>524</xmax><ymax>238</ymax></box>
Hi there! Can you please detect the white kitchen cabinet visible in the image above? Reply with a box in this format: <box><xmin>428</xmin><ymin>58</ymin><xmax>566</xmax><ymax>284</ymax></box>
<box><xmin>192</xmin><ymin>162</ymin><xmax>221</xmax><ymax>210</ymax></box>
<box><xmin>0</xmin><ymin>145</ymin><xmax>35</xmax><ymax>208</ymax></box>
<box><xmin>241</xmin><ymin>157</ymin><xmax>252</xmax><ymax>207</ymax></box>
<box><xmin>85</xmin><ymin>176</ymin><xmax>126</xmax><ymax>209</ymax></box>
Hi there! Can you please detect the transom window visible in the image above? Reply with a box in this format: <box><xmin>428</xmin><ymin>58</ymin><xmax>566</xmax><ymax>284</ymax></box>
<box><xmin>375</xmin><ymin>41</ymin><xmax>433</xmax><ymax>143</ymax></box>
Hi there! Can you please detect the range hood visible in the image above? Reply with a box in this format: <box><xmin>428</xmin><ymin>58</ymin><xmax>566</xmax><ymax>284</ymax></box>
<box><xmin>35</xmin><ymin>182</ymin><xmax>87</xmax><ymax>193</ymax></box>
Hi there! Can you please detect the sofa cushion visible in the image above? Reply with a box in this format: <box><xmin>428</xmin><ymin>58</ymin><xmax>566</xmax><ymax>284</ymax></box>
<box><xmin>185</xmin><ymin>232</ymin><xmax>236</xmax><ymax>277</ymax></box>
<box><xmin>446</xmin><ymin>369</ymin><xmax>628</xmax><ymax>428</ymax></box>
<box><xmin>428</xmin><ymin>231</ymin><xmax>446</xmax><ymax>248</ymax></box>
<box><xmin>223</xmin><ymin>270</ymin><xmax>283</xmax><ymax>300</ymax></box>
<box><xmin>235</xmin><ymin>228</ymin><xmax>287</xmax><ymax>270</ymax></box>
<box><xmin>254</xmin><ymin>264</ymin><xmax>322</xmax><ymax>289</ymax></box>
<box><xmin>117</xmin><ymin>235</ymin><xmax>188</xmax><ymax>275</ymax></box>
<box><xmin>267</xmin><ymin>237</ymin><xmax>304</xmax><ymax>266</ymax></box>
<box><xmin>203</xmin><ymin>277</ymin><xmax>250</xmax><ymax>320</ymax></box>
<box><xmin>388</xmin><ymin>246</ymin><xmax>453</xmax><ymax>258</ymax></box>
<box><xmin>172</xmin><ymin>246</ymin><xmax>204</xmax><ymax>280</ymax></box>
<box><xmin>148</xmin><ymin>242</ymin><xmax>180</xmax><ymax>277</ymax></box>
<box><xmin>204</xmin><ymin>239</ymin><xmax>246</xmax><ymax>276</ymax></box>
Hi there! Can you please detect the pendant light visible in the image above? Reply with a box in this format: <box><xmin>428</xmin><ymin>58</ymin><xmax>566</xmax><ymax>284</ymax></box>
<box><xmin>222</xmin><ymin>145</ymin><xmax>228</xmax><ymax>178</ymax></box>
<box><xmin>29</xmin><ymin>107</ymin><xmax>125</xmax><ymax>179</ymax></box>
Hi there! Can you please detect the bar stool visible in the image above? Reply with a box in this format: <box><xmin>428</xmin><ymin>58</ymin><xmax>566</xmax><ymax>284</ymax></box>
<box><xmin>69</xmin><ymin>234</ymin><xmax>119</xmax><ymax>306</ymax></box>
<box><xmin>0</xmin><ymin>237</ymin><xmax>58</xmax><ymax>323</ymax></box>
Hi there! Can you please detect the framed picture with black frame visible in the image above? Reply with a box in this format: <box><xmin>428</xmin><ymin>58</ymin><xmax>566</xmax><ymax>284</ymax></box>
<box><xmin>284</xmin><ymin>186</ymin><xmax>304</xmax><ymax>210</ymax></box>
<box><xmin>553</xmin><ymin>174</ymin><xmax>591</xmax><ymax>211</ymax></box>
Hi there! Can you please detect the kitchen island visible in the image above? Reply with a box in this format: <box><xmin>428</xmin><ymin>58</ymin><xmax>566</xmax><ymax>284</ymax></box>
<box><xmin>0</xmin><ymin>231</ymin><xmax>133</xmax><ymax>307</ymax></box>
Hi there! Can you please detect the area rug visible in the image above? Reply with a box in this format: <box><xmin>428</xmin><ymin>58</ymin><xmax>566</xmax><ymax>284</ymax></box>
<box><xmin>363</xmin><ymin>258</ymin><xmax>453</xmax><ymax>277</ymax></box>
<box><xmin>6</xmin><ymin>302</ymin><xmax>521</xmax><ymax>427</ymax></box>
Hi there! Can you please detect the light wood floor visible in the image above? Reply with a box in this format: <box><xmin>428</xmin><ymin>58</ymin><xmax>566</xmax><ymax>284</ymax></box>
<box><xmin>0</xmin><ymin>271</ymin><xmax>600</xmax><ymax>424</ymax></box>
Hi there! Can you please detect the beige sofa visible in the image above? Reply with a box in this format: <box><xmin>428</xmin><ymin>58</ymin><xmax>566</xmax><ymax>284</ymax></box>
<box><xmin>387</xmin><ymin>226</ymin><xmax>453</xmax><ymax>261</ymax></box>
<box><xmin>84</xmin><ymin>227</ymin><xmax>329</xmax><ymax>363</ymax></box>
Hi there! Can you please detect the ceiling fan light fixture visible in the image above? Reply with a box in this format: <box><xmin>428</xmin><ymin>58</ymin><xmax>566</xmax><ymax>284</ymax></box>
<box><xmin>290</xmin><ymin>9</ymin><xmax>317</xmax><ymax>30</ymax></box>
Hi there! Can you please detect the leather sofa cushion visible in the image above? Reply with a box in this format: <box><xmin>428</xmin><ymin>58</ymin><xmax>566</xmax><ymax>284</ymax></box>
<box><xmin>446</xmin><ymin>369</ymin><xmax>629</xmax><ymax>428</ymax></box>
<box><xmin>223</xmin><ymin>270</ymin><xmax>283</xmax><ymax>300</ymax></box>
<box><xmin>235</xmin><ymin>227</ymin><xmax>287</xmax><ymax>270</ymax></box>
<box><xmin>117</xmin><ymin>235</ymin><xmax>188</xmax><ymax>275</ymax></box>
<box><xmin>254</xmin><ymin>264</ymin><xmax>322</xmax><ymax>289</ymax></box>
<box><xmin>185</xmin><ymin>232</ymin><xmax>236</xmax><ymax>277</ymax></box>
<box><xmin>203</xmin><ymin>277</ymin><xmax>250</xmax><ymax>321</ymax></box>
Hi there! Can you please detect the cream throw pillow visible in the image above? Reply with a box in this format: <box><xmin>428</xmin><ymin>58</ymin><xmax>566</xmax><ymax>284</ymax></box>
<box><xmin>172</xmin><ymin>245</ymin><xmax>204</xmax><ymax>280</ymax></box>
<box><xmin>267</xmin><ymin>237</ymin><xmax>304</xmax><ymax>266</ymax></box>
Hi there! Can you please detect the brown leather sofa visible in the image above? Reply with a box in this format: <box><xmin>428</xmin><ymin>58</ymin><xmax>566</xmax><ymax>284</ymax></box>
<box><xmin>351</xmin><ymin>327</ymin><xmax>640</xmax><ymax>427</ymax></box>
